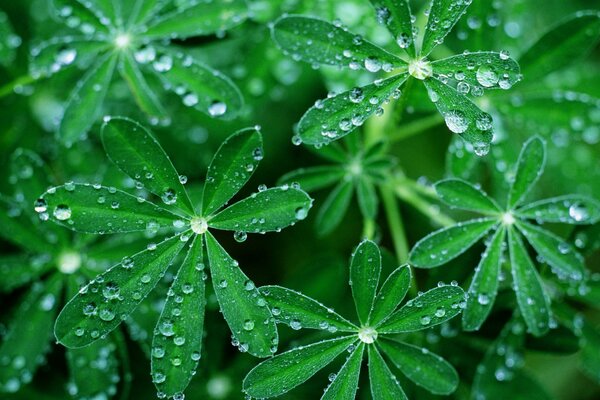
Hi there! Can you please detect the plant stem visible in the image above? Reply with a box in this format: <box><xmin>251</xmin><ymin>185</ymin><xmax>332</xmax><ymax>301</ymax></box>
<box><xmin>362</xmin><ymin>217</ymin><xmax>375</xmax><ymax>240</ymax></box>
<box><xmin>380</xmin><ymin>184</ymin><xmax>409</xmax><ymax>263</ymax></box>
<box><xmin>0</xmin><ymin>74</ymin><xmax>37</xmax><ymax>98</ymax></box>
<box><xmin>393</xmin><ymin>178</ymin><xmax>455</xmax><ymax>228</ymax></box>
<box><xmin>388</xmin><ymin>113</ymin><xmax>444</xmax><ymax>142</ymax></box>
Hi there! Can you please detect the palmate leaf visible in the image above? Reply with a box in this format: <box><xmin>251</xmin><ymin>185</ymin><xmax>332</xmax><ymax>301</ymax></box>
<box><xmin>0</xmin><ymin>275</ymin><xmax>62</xmax><ymax>393</ymax></box>
<box><xmin>368</xmin><ymin>345</ymin><xmax>407</xmax><ymax>400</ymax></box>
<box><xmin>101</xmin><ymin>117</ymin><xmax>195</xmax><ymax>215</ymax></box>
<box><xmin>40</xmin><ymin>184</ymin><xmax>179</xmax><ymax>234</ymax></box>
<box><xmin>435</xmin><ymin>179</ymin><xmax>500</xmax><ymax>214</ymax></box>
<box><xmin>519</xmin><ymin>11</ymin><xmax>600</xmax><ymax>81</ymax></box>
<box><xmin>409</xmin><ymin>218</ymin><xmax>498</xmax><ymax>268</ymax></box>
<box><xmin>421</xmin><ymin>0</ymin><xmax>471</xmax><ymax>56</ymax></box>
<box><xmin>272</xmin><ymin>15</ymin><xmax>405</xmax><ymax>69</ymax></box>
<box><xmin>128</xmin><ymin>0</ymin><xmax>170</xmax><ymax>27</ymax></box>
<box><xmin>350</xmin><ymin>240</ymin><xmax>381</xmax><ymax>325</ymax></box>
<box><xmin>59</xmin><ymin>53</ymin><xmax>117</xmax><ymax>144</ymax></box>
<box><xmin>378</xmin><ymin>339</ymin><xmax>458</xmax><ymax>395</ymax></box>
<box><xmin>202</xmin><ymin>127</ymin><xmax>262</xmax><ymax>216</ymax></box>
<box><xmin>205</xmin><ymin>232</ymin><xmax>276</xmax><ymax>357</ymax></box>
<box><xmin>378</xmin><ymin>285</ymin><xmax>465</xmax><ymax>333</ymax></box>
<box><xmin>0</xmin><ymin>254</ymin><xmax>53</xmax><ymax>293</ymax></box>
<box><xmin>208</xmin><ymin>187</ymin><xmax>312</xmax><ymax>232</ymax></box>
<box><xmin>508</xmin><ymin>228</ymin><xmax>550</xmax><ymax>337</ymax></box>
<box><xmin>51</xmin><ymin>0</ymin><xmax>111</xmax><ymax>34</ymax></box>
<box><xmin>316</xmin><ymin>179</ymin><xmax>354</xmax><ymax>236</ymax></box>
<box><xmin>322</xmin><ymin>343</ymin><xmax>364</xmax><ymax>400</ymax></box>
<box><xmin>356</xmin><ymin>177</ymin><xmax>378</xmax><ymax>219</ymax></box>
<box><xmin>144</xmin><ymin>0</ymin><xmax>248</xmax><ymax>39</ymax></box>
<box><xmin>369</xmin><ymin>265</ymin><xmax>411</xmax><ymax>325</ymax></box>
<box><xmin>424</xmin><ymin>78</ymin><xmax>494</xmax><ymax>150</ymax></box>
<box><xmin>152</xmin><ymin>237</ymin><xmax>205</xmax><ymax>397</ymax></box>
<box><xmin>367</xmin><ymin>0</ymin><xmax>416</xmax><ymax>57</ymax></box>
<box><xmin>259</xmin><ymin>286</ymin><xmax>357</xmax><ymax>332</ymax></box>
<box><xmin>507</xmin><ymin>136</ymin><xmax>546</xmax><ymax>209</ymax></box>
<box><xmin>54</xmin><ymin>234</ymin><xmax>188</xmax><ymax>348</ymax></box>
<box><xmin>279</xmin><ymin>166</ymin><xmax>346</xmax><ymax>192</ymax></box>
<box><xmin>243</xmin><ymin>336</ymin><xmax>358</xmax><ymax>398</ymax></box>
<box><xmin>297</xmin><ymin>74</ymin><xmax>408</xmax><ymax>145</ymax></box>
<box><xmin>463</xmin><ymin>227</ymin><xmax>506</xmax><ymax>331</ymax></box>
<box><xmin>516</xmin><ymin>195</ymin><xmax>600</xmax><ymax>225</ymax></box>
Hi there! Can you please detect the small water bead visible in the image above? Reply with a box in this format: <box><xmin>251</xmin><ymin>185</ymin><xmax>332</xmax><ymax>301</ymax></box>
<box><xmin>569</xmin><ymin>203</ymin><xmax>589</xmax><ymax>222</ymax></box>
<box><xmin>147</xmin><ymin>242</ymin><xmax>157</xmax><ymax>251</ymax></box>
<box><xmin>152</xmin><ymin>346</ymin><xmax>165</xmax><ymax>358</ymax></box>
<box><xmin>295</xmin><ymin>206</ymin><xmax>308</xmax><ymax>220</ymax></box>
<box><xmin>34</xmin><ymin>198</ymin><xmax>47</xmax><ymax>213</ymax></box>
<box><xmin>477</xmin><ymin>293</ymin><xmax>490</xmax><ymax>305</ymax></box>
<box><xmin>476</xmin><ymin>113</ymin><xmax>493</xmax><ymax>131</ymax></box>
<box><xmin>408</xmin><ymin>59</ymin><xmax>433</xmax><ymax>80</ymax></box>
<box><xmin>420</xmin><ymin>315</ymin><xmax>431</xmax><ymax>325</ymax></box>
<box><xmin>457</xmin><ymin>82</ymin><xmax>470</xmax><ymax>94</ymax></box>
<box><xmin>396</xmin><ymin>32</ymin><xmax>412</xmax><ymax>49</ymax></box>
<box><xmin>141</xmin><ymin>274</ymin><xmax>151</xmax><ymax>284</ymax></box>
<box><xmin>159</xmin><ymin>320</ymin><xmax>175</xmax><ymax>337</ymax></box>
<box><xmin>208</xmin><ymin>101</ymin><xmax>227</xmax><ymax>117</ymax></box>
<box><xmin>473</xmin><ymin>142</ymin><xmax>490</xmax><ymax>156</ymax></box>
<box><xmin>153</xmin><ymin>372</ymin><xmax>166</xmax><ymax>384</ymax></box>
<box><xmin>161</xmin><ymin>189</ymin><xmax>177</xmax><ymax>205</ymax></box>
<box><xmin>183</xmin><ymin>93</ymin><xmax>199</xmax><ymax>107</ymax></box>
<box><xmin>53</xmin><ymin>204</ymin><xmax>72</xmax><ymax>220</ymax></box>
<box><xmin>56</xmin><ymin>47</ymin><xmax>77</xmax><ymax>66</ymax></box>
<box><xmin>290</xmin><ymin>319</ymin><xmax>302</xmax><ymax>330</ymax></box>
<box><xmin>102</xmin><ymin>282</ymin><xmax>120</xmax><ymax>300</ymax></box>
<box><xmin>444</xmin><ymin>110</ymin><xmax>469</xmax><ymax>133</ymax></box>
<box><xmin>435</xmin><ymin>307</ymin><xmax>446</xmax><ymax>318</ymax></box>
<box><xmin>121</xmin><ymin>256</ymin><xmax>134</xmax><ymax>269</ymax></box>
<box><xmin>171</xmin><ymin>357</ymin><xmax>182</xmax><ymax>366</ymax></box>
<box><xmin>234</xmin><ymin>231</ymin><xmax>247</xmax><ymax>242</ymax></box>
<box><xmin>191</xmin><ymin>351</ymin><xmax>201</xmax><ymax>361</ymax></box>
<box><xmin>364</xmin><ymin>57</ymin><xmax>382</xmax><ymax>72</ymax></box>
<box><xmin>358</xmin><ymin>327</ymin><xmax>378</xmax><ymax>344</ymax></box>
<box><xmin>98</xmin><ymin>307</ymin><xmax>115</xmax><ymax>321</ymax></box>
<box><xmin>152</xmin><ymin>55</ymin><xmax>173</xmax><ymax>72</ymax></box>
<box><xmin>190</xmin><ymin>217</ymin><xmax>208</xmax><ymax>234</ymax></box>
<box><xmin>349</xmin><ymin>87</ymin><xmax>364</xmax><ymax>103</ymax></box>
<box><xmin>252</xmin><ymin>147</ymin><xmax>263</xmax><ymax>161</ymax></box>
<box><xmin>134</xmin><ymin>46</ymin><xmax>156</xmax><ymax>64</ymax></box>
<box><xmin>243</xmin><ymin>320</ymin><xmax>255</xmax><ymax>331</ymax></box>
<box><xmin>476</xmin><ymin>65</ymin><xmax>499</xmax><ymax>87</ymax></box>
<box><xmin>174</xmin><ymin>336</ymin><xmax>186</xmax><ymax>346</ymax></box>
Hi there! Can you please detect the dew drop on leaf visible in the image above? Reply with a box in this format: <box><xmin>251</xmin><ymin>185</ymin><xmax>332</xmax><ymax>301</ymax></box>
<box><xmin>53</xmin><ymin>204</ymin><xmax>71</xmax><ymax>220</ymax></box>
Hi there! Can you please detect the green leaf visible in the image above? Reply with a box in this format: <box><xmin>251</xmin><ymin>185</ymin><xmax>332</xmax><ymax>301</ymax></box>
<box><xmin>50</xmin><ymin>0</ymin><xmax>110</xmax><ymax>34</ymax></box>
<box><xmin>0</xmin><ymin>275</ymin><xmax>62</xmax><ymax>392</ymax></box>
<box><xmin>101</xmin><ymin>117</ymin><xmax>194</xmax><ymax>215</ymax></box>
<box><xmin>10</xmin><ymin>149</ymin><xmax>50</xmax><ymax>211</ymax></box>
<box><xmin>322</xmin><ymin>342</ymin><xmax>364</xmax><ymax>400</ymax></box>
<box><xmin>316</xmin><ymin>179</ymin><xmax>354</xmax><ymax>236</ymax></box>
<box><xmin>259</xmin><ymin>286</ymin><xmax>357</xmax><ymax>332</ymax></box>
<box><xmin>435</xmin><ymin>179</ymin><xmax>500</xmax><ymax>214</ymax></box>
<box><xmin>243</xmin><ymin>336</ymin><xmax>358</xmax><ymax>398</ymax></box>
<box><xmin>516</xmin><ymin>195</ymin><xmax>600</xmax><ymax>225</ymax></box>
<box><xmin>0</xmin><ymin>11</ymin><xmax>18</xmax><ymax>66</ymax></box>
<box><xmin>378</xmin><ymin>339</ymin><xmax>458</xmax><ymax>395</ymax></box>
<box><xmin>0</xmin><ymin>254</ymin><xmax>53</xmax><ymax>293</ymax></box>
<box><xmin>54</xmin><ymin>234</ymin><xmax>187</xmax><ymax>348</ymax></box>
<box><xmin>409</xmin><ymin>218</ymin><xmax>498</xmax><ymax>268</ymax></box>
<box><xmin>516</xmin><ymin>221</ymin><xmax>585</xmax><ymax>281</ymax></box>
<box><xmin>58</xmin><ymin>53</ymin><xmax>117</xmax><ymax>145</ymax></box>
<box><xmin>519</xmin><ymin>11</ymin><xmax>600</xmax><ymax>81</ymax></box>
<box><xmin>272</xmin><ymin>15</ymin><xmax>405</xmax><ymax>69</ymax></box>
<box><xmin>40</xmin><ymin>184</ymin><xmax>179</xmax><ymax>233</ymax></box>
<box><xmin>421</xmin><ymin>0</ymin><xmax>471</xmax><ymax>56</ymax></box>
<box><xmin>127</xmin><ymin>0</ymin><xmax>168</xmax><ymax>27</ymax></box>
<box><xmin>351</xmin><ymin>240</ymin><xmax>381</xmax><ymax>325</ymax></box>
<box><xmin>508</xmin><ymin>228</ymin><xmax>550</xmax><ymax>337</ymax></box>
<box><xmin>144</xmin><ymin>0</ymin><xmax>248</xmax><ymax>39</ymax></box>
<box><xmin>507</xmin><ymin>136</ymin><xmax>546</xmax><ymax>209</ymax></box>
<box><xmin>356</xmin><ymin>177</ymin><xmax>378</xmax><ymax>219</ymax></box>
<box><xmin>463</xmin><ymin>227</ymin><xmax>506</xmax><ymax>331</ymax></box>
<box><xmin>0</xmin><ymin>195</ymin><xmax>55</xmax><ymax>254</ymax></box>
<box><xmin>205</xmin><ymin>232</ymin><xmax>276</xmax><ymax>357</ymax></box>
<box><xmin>118</xmin><ymin>52</ymin><xmax>168</xmax><ymax>121</ymax></box>
<box><xmin>378</xmin><ymin>285</ymin><xmax>465</xmax><ymax>333</ymax></box>
<box><xmin>367</xmin><ymin>0</ymin><xmax>416</xmax><ymax>57</ymax></box>
<box><xmin>152</xmin><ymin>237</ymin><xmax>205</xmax><ymax>396</ymax></box>
<box><xmin>423</xmin><ymin>78</ymin><xmax>493</xmax><ymax>149</ymax></box>
<box><xmin>208</xmin><ymin>187</ymin><xmax>312</xmax><ymax>233</ymax></box>
<box><xmin>150</xmin><ymin>48</ymin><xmax>243</xmax><ymax>120</ymax></box>
<box><xmin>370</xmin><ymin>265</ymin><xmax>411</xmax><ymax>326</ymax></box>
<box><xmin>278</xmin><ymin>166</ymin><xmax>345</xmax><ymax>192</ymax></box>
<box><xmin>297</xmin><ymin>74</ymin><xmax>408</xmax><ymax>146</ymax></box>
<box><xmin>368</xmin><ymin>345</ymin><xmax>407</xmax><ymax>400</ymax></box>
<box><xmin>432</xmin><ymin>52</ymin><xmax>521</xmax><ymax>91</ymax></box>
<box><xmin>202</xmin><ymin>127</ymin><xmax>262</xmax><ymax>215</ymax></box>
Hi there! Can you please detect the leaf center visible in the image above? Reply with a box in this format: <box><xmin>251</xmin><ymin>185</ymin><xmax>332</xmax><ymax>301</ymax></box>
<box><xmin>408</xmin><ymin>59</ymin><xmax>433</xmax><ymax>80</ymax></box>
<box><xmin>358</xmin><ymin>326</ymin><xmax>378</xmax><ymax>344</ymax></box>
<box><xmin>114</xmin><ymin>33</ymin><xmax>132</xmax><ymax>49</ymax></box>
<box><xmin>190</xmin><ymin>217</ymin><xmax>208</xmax><ymax>234</ymax></box>
<box><xmin>502</xmin><ymin>212</ymin><xmax>516</xmax><ymax>226</ymax></box>
<box><xmin>57</xmin><ymin>250</ymin><xmax>82</xmax><ymax>274</ymax></box>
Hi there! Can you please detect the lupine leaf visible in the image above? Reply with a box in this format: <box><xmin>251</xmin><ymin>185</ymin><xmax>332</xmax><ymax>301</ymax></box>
<box><xmin>322</xmin><ymin>342</ymin><xmax>364</xmax><ymax>400</ymax></box>
<box><xmin>356</xmin><ymin>177</ymin><xmax>378</xmax><ymax>219</ymax></box>
<box><xmin>367</xmin><ymin>0</ymin><xmax>416</xmax><ymax>57</ymax></box>
<box><xmin>378</xmin><ymin>339</ymin><xmax>458</xmax><ymax>395</ymax></box>
<box><xmin>118</xmin><ymin>53</ymin><xmax>168</xmax><ymax>121</ymax></box>
<box><xmin>0</xmin><ymin>195</ymin><xmax>55</xmax><ymax>254</ymax></box>
<box><xmin>409</xmin><ymin>218</ymin><xmax>498</xmax><ymax>268</ymax></box>
<box><xmin>40</xmin><ymin>184</ymin><xmax>179</xmax><ymax>233</ymax></box>
<box><xmin>205</xmin><ymin>232</ymin><xmax>276</xmax><ymax>357</ymax></box>
<box><xmin>0</xmin><ymin>275</ymin><xmax>62</xmax><ymax>392</ymax></box>
<box><xmin>519</xmin><ymin>11</ymin><xmax>600</xmax><ymax>81</ymax></box>
<box><xmin>0</xmin><ymin>254</ymin><xmax>53</xmax><ymax>293</ymax></box>
<box><xmin>101</xmin><ymin>117</ymin><xmax>194</xmax><ymax>215</ymax></box>
<box><xmin>54</xmin><ymin>234</ymin><xmax>187</xmax><ymax>348</ymax></box>
<box><xmin>150</xmin><ymin>48</ymin><xmax>243</xmax><ymax>120</ymax></box>
<box><xmin>516</xmin><ymin>221</ymin><xmax>585</xmax><ymax>281</ymax></box>
<box><xmin>516</xmin><ymin>195</ymin><xmax>600</xmax><ymax>225</ymax></box>
<box><xmin>208</xmin><ymin>187</ymin><xmax>312</xmax><ymax>233</ymax></box>
<box><xmin>432</xmin><ymin>52</ymin><xmax>521</xmax><ymax>91</ymax></box>
<box><xmin>350</xmin><ymin>240</ymin><xmax>381</xmax><ymax>325</ymax></box>
<box><xmin>259</xmin><ymin>286</ymin><xmax>357</xmax><ymax>332</ymax></box>
<box><xmin>435</xmin><ymin>179</ymin><xmax>500</xmax><ymax>214</ymax></box>
<box><xmin>507</xmin><ymin>136</ymin><xmax>546</xmax><ymax>209</ymax></box>
<box><xmin>463</xmin><ymin>227</ymin><xmax>506</xmax><ymax>331</ymax></box>
<box><xmin>508</xmin><ymin>229</ymin><xmax>550</xmax><ymax>337</ymax></box>
<box><xmin>368</xmin><ymin>345</ymin><xmax>407</xmax><ymax>400</ymax></box>
<box><xmin>0</xmin><ymin>11</ymin><xmax>18</xmax><ymax>66</ymax></box>
<box><xmin>29</xmin><ymin>37</ymin><xmax>109</xmax><ymax>78</ymax></box>
<box><xmin>50</xmin><ymin>0</ymin><xmax>110</xmax><ymax>34</ymax></box>
<box><xmin>243</xmin><ymin>336</ymin><xmax>358</xmax><ymax>398</ymax></box>
<box><xmin>202</xmin><ymin>127</ymin><xmax>262</xmax><ymax>216</ymax></box>
<box><xmin>152</xmin><ymin>237</ymin><xmax>205</xmax><ymax>396</ymax></box>
<box><xmin>315</xmin><ymin>179</ymin><xmax>354</xmax><ymax>235</ymax></box>
<box><xmin>272</xmin><ymin>15</ymin><xmax>405</xmax><ymax>69</ymax></box>
<box><xmin>128</xmin><ymin>0</ymin><xmax>169</xmax><ymax>27</ymax></box>
<box><xmin>423</xmin><ymin>78</ymin><xmax>494</xmax><ymax>148</ymax></box>
<box><xmin>297</xmin><ymin>74</ymin><xmax>408</xmax><ymax>146</ymax></box>
<box><xmin>144</xmin><ymin>0</ymin><xmax>248</xmax><ymax>39</ymax></box>
<box><xmin>421</xmin><ymin>0</ymin><xmax>471</xmax><ymax>56</ymax></box>
<box><xmin>378</xmin><ymin>285</ymin><xmax>465</xmax><ymax>333</ymax></box>
<box><xmin>278</xmin><ymin>166</ymin><xmax>346</xmax><ymax>192</ymax></box>
<box><xmin>370</xmin><ymin>265</ymin><xmax>411</xmax><ymax>326</ymax></box>
<box><xmin>10</xmin><ymin>150</ymin><xmax>50</xmax><ymax>213</ymax></box>
<box><xmin>58</xmin><ymin>53</ymin><xmax>117</xmax><ymax>144</ymax></box>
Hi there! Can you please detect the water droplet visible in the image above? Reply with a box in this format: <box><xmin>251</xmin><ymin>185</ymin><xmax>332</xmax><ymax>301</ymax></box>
<box><xmin>161</xmin><ymin>189</ymin><xmax>177</xmax><ymax>205</ymax></box>
<box><xmin>476</xmin><ymin>65</ymin><xmax>499</xmax><ymax>87</ymax></box>
<box><xmin>569</xmin><ymin>203</ymin><xmax>589</xmax><ymax>222</ymax></box>
<box><xmin>102</xmin><ymin>282</ymin><xmax>120</xmax><ymax>300</ymax></box>
<box><xmin>290</xmin><ymin>319</ymin><xmax>302</xmax><ymax>330</ymax></box>
<box><xmin>420</xmin><ymin>315</ymin><xmax>431</xmax><ymax>325</ymax></box>
<box><xmin>243</xmin><ymin>320</ymin><xmax>255</xmax><ymax>331</ymax></box>
<box><xmin>234</xmin><ymin>231</ymin><xmax>247</xmax><ymax>242</ymax></box>
<box><xmin>396</xmin><ymin>33</ymin><xmax>412</xmax><ymax>49</ymax></box>
<box><xmin>34</xmin><ymin>198</ymin><xmax>47</xmax><ymax>213</ymax></box>
<box><xmin>364</xmin><ymin>57</ymin><xmax>382</xmax><ymax>72</ymax></box>
<box><xmin>53</xmin><ymin>204</ymin><xmax>72</xmax><ymax>220</ymax></box>
<box><xmin>208</xmin><ymin>101</ymin><xmax>227</xmax><ymax>117</ymax></box>
<box><xmin>349</xmin><ymin>87</ymin><xmax>364</xmax><ymax>103</ymax></box>
<box><xmin>444</xmin><ymin>110</ymin><xmax>469</xmax><ymax>133</ymax></box>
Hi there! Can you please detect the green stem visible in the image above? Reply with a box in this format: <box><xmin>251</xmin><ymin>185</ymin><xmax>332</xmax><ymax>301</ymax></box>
<box><xmin>388</xmin><ymin>113</ymin><xmax>444</xmax><ymax>142</ymax></box>
<box><xmin>380</xmin><ymin>184</ymin><xmax>409</xmax><ymax>263</ymax></box>
<box><xmin>362</xmin><ymin>218</ymin><xmax>375</xmax><ymax>240</ymax></box>
<box><xmin>392</xmin><ymin>176</ymin><xmax>455</xmax><ymax>228</ymax></box>
<box><xmin>0</xmin><ymin>74</ymin><xmax>37</xmax><ymax>98</ymax></box>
